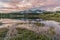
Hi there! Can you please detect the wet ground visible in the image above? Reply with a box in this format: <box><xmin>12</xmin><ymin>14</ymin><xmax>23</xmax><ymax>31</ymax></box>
<box><xmin>0</xmin><ymin>19</ymin><xmax>60</xmax><ymax>40</ymax></box>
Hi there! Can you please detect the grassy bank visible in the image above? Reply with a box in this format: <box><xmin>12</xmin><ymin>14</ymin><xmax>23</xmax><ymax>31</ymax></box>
<box><xmin>39</xmin><ymin>13</ymin><xmax>60</xmax><ymax>22</ymax></box>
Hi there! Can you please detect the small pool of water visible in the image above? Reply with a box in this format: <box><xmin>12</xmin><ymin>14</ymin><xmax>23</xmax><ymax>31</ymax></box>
<box><xmin>40</xmin><ymin>20</ymin><xmax>60</xmax><ymax>34</ymax></box>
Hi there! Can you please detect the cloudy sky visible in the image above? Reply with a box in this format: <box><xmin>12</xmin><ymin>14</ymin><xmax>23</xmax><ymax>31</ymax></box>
<box><xmin>0</xmin><ymin>0</ymin><xmax>60</xmax><ymax>12</ymax></box>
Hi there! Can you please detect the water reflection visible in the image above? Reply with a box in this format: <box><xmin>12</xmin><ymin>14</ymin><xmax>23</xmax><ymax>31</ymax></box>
<box><xmin>0</xmin><ymin>19</ymin><xmax>60</xmax><ymax>34</ymax></box>
<box><xmin>40</xmin><ymin>20</ymin><xmax>60</xmax><ymax>34</ymax></box>
<box><xmin>0</xmin><ymin>22</ymin><xmax>3</xmax><ymax>26</ymax></box>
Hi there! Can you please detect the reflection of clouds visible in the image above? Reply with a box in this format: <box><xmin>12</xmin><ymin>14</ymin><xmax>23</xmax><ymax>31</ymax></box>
<box><xmin>40</xmin><ymin>20</ymin><xmax>60</xmax><ymax>34</ymax></box>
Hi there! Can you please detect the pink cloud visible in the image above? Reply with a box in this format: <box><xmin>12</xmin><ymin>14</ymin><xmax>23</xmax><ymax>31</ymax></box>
<box><xmin>0</xmin><ymin>0</ymin><xmax>60</xmax><ymax>12</ymax></box>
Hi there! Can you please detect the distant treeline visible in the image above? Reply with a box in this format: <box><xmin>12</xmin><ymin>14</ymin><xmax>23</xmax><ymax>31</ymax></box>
<box><xmin>0</xmin><ymin>13</ymin><xmax>40</xmax><ymax>19</ymax></box>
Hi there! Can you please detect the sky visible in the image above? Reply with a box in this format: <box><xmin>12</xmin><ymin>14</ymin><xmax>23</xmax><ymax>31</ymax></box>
<box><xmin>0</xmin><ymin>0</ymin><xmax>60</xmax><ymax>12</ymax></box>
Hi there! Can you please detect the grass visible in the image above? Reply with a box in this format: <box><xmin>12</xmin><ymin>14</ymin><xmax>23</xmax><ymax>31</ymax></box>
<box><xmin>0</xmin><ymin>28</ymin><xmax>54</xmax><ymax>40</ymax></box>
<box><xmin>39</xmin><ymin>13</ymin><xmax>60</xmax><ymax>22</ymax></box>
<box><xmin>0</xmin><ymin>28</ymin><xmax>8</xmax><ymax>37</ymax></box>
<box><xmin>0</xmin><ymin>28</ymin><xmax>8</xmax><ymax>40</ymax></box>
<box><xmin>0</xmin><ymin>13</ymin><xmax>40</xmax><ymax>19</ymax></box>
<box><xmin>33</xmin><ymin>22</ymin><xmax>45</xmax><ymax>27</ymax></box>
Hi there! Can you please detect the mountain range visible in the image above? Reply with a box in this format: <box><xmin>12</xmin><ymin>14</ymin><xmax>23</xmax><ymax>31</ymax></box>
<box><xmin>10</xmin><ymin>7</ymin><xmax>46</xmax><ymax>14</ymax></box>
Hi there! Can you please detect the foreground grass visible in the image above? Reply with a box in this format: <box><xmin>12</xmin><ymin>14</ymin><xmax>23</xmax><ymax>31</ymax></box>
<box><xmin>0</xmin><ymin>28</ymin><xmax>8</xmax><ymax>40</ymax></box>
<box><xmin>0</xmin><ymin>28</ymin><xmax>8</xmax><ymax>37</ymax></box>
<box><xmin>0</xmin><ymin>28</ymin><xmax>55</xmax><ymax>40</ymax></box>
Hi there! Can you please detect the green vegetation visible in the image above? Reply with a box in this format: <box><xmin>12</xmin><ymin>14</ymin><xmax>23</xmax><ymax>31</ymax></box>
<box><xmin>0</xmin><ymin>28</ymin><xmax>8</xmax><ymax>40</ymax></box>
<box><xmin>33</xmin><ymin>22</ymin><xmax>45</xmax><ymax>27</ymax></box>
<box><xmin>0</xmin><ymin>28</ymin><xmax>55</xmax><ymax>40</ymax></box>
<box><xmin>0</xmin><ymin>13</ymin><xmax>40</xmax><ymax>19</ymax></box>
<box><xmin>0</xmin><ymin>12</ymin><xmax>60</xmax><ymax>22</ymax></box>
<box><xmin>0</xmin><ymin>13</ymin><xmax>24</xmax><ymax>19</ymax></box>
<box><xmin>39</xmin><ymin>13</ymin><xmax>60</xmax><ymax>22</ymax></box>
<box><xmin>47</xmin><ymin>27</ymin><xmax>56</xmax><ymax>36</ymax></box>
<box><xmin>0</xmin><ymin>28</ymin><xmax>8</xmax><ymax>37</ymax></box>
